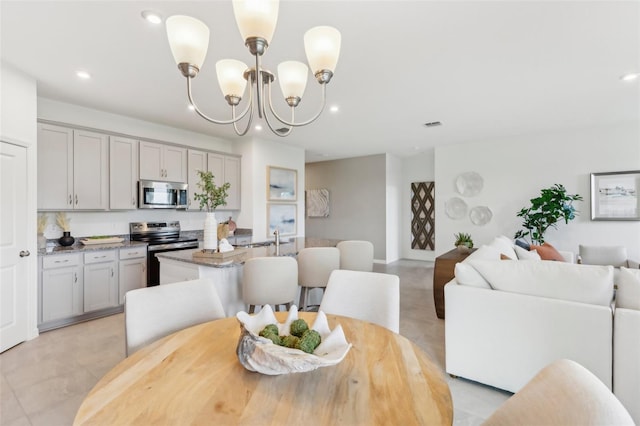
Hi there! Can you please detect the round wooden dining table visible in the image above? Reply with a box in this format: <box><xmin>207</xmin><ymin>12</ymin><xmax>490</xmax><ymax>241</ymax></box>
<box><xmin>74</xmin><ymin>312</ymin><xmax>453</xmax><ymax>425</ymax></box>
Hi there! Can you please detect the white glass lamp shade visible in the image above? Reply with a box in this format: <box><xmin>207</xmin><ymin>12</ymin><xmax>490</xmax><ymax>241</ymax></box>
<box><xmin>216</xmin><ymin>59</ymin><xmax>248</xmax><ymax>98</ymax></box>
<box><xmin>277</xmin><ymin>61</ymin><xmax>309</xmax><ymax>99</ymax></box>
<box><xmin>304</xmin><ymin>26</ymin><xmax>341</xmax><ymax>74</ymax></box>
<box><xmin>166</xmin><ymin>15</ymin><xmax>210</xmax><ymax>69</ymax></box>
<box><xmin>232</xmin><ymin>0</ymin><xmax>279</xmax><ymax>43</ymax></box>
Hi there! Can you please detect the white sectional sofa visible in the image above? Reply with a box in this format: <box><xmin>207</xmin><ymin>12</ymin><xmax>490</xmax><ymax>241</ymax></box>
<box><xmin>444</xmin><ymin>239</ymin><xmax>640</xmax><ymax>424</ymax></box>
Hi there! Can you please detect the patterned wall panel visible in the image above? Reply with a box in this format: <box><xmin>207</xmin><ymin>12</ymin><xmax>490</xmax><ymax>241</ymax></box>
<box><xmin>411</xmin><ymin>181</ymin><xmax>435</xmax><ymax>250</ymax></box>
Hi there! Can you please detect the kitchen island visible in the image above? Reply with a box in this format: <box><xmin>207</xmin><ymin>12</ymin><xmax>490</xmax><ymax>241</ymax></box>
<box><xmin>156</xmin><ymin>237</ymin><xmax>340</xmax><ymax>316</ymax></box>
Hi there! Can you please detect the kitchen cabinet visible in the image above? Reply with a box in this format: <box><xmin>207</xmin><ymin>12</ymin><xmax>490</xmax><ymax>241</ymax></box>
<box><xmin>83</xmin><ymin>251</ymin><xmax>118</xmax><ymax>312</ymax></box>
<box><xmin>38</xmin><ymin>124</ymin><xmax>109</xmax><ymax>210</ymax></box>
<box><xmin>41</xmin><ymin>253</ymin><xmax>83</xmax><ymax>322</ymax></box>
<box><xmin>110</xmin><ymin>136</ymin><xmax>139</xmax><ymax>209</ymax></box>
<box><xmin>207</xmin><ymin>153</ymin><xmax>241</xmax><ymax>210</ymax></box>
<box><xmin>187</xmin><ymin>149</ymin><xmax>207</xmax><ymax>210</ymax></box>
<box><xmin>139</xmin><ymin>141</ymin><xmax>187</xmax><ymax>183</ymax></box>
<box><xmin>119</xmin><ymin>246</ymin><xmax>147</xmax><ymax>304</ymax></box>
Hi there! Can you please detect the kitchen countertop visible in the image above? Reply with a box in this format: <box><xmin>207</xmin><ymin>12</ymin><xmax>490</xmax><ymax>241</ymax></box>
<box><xmin>38</xmin><ymin>240</ymin><xmax>148</xmax><ymax>256</ymax></box>
<box><xmin>155</xmin><ymin>237</ymin><xmax>340</xmax><ymax>268</ymax></box>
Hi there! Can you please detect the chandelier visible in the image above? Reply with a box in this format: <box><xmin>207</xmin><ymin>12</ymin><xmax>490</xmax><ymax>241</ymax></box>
<box><xmin>165</xmin><ymin>0</ymin><xmax>341</xmax><ymax>137</ymax></box>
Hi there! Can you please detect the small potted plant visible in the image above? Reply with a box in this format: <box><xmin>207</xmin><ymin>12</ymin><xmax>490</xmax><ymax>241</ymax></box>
<box><xmin>37</xmin><ymin>213</ymin><xmax>48</xmax><ymax>249</ymax></box>
<box><xmin>454</xmin><ymin>232</ymin><xmax>474</xmax><ymax>253</ymax></box>
<box><xmin>193</xmin><ymin>171</ymin><xmax>231</xmax><ymax>251</ymax></box>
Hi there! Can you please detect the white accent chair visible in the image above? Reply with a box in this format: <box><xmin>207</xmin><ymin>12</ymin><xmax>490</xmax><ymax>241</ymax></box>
<box><xmin>483</xmin><ymin>359</ymin><xmax>634</xmax><ymax>426</ymax></box>
<box><xmin>578</xmin><ymin>245</ymin><xmax>640</xmax><ymax>283</ymax></box>
<box><xmin>297</xmin><ymin>247</ymin><xmax>340</xmax><ymax>311</ymax></box>
<box><xmin>242</xmin><ymin>256</ymin><xmax>298</xmax><ymax>313</ymax></box>
<box><xmin>319</xmin><ymin>269</ymin><xmax>400</xmax><ymax>333</ymax></box>
<box><xmin>336</xmin><ymin>240</ymin><xmax>374</xmax><ymax>272</ymax></box>
<box><xmin>124</xmin><ymin>278</ymin><xmax>226</xmax><ymax>356</ymax></box>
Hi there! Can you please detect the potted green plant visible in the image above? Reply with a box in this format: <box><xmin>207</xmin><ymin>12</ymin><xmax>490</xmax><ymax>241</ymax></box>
<box><xmin>454</xmin><ymin>232</ymin><xmax>474</xmax><ymax>253</ymax></box>
<box><xmin>193</xmin><ymin>171</ymin><xmax>231</xmax><ymax>251</ymax></box>
<box><xmin>514</xmin><ymin>184</ymin><xmax>582</xmax><ymax>245</ymax></box>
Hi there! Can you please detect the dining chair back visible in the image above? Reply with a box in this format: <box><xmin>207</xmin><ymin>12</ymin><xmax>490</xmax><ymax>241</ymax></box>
<box><xmin>124</xmin><ymin>278</ymin><xmax>226</xmax><ymax>356</ymax></box>
<box><xmin>242</xmin><ymin>256</ymin><xmax>298</xmax><ymax>313</ymax></box>
<box><xmin>319</xmin><ymin>269</ymin><xmax>400</xmax><ymax>333</ymax></box>
<box><xmin>578</xmin><ymin>245</ymin><xmax>629</xmax><ymax>267</ymax></box>
<box><xmin>297</xmin><ymin>247</ymin><xmax>340</xmax><ymax>311</ymax></box>
<box><xmin>482</xmin><ymin>359</ymin><xmax>634</xmax><ymax>425</ymax></box>
<box><xmin>336</xmin><ymin>240</ymin><xmax>374</xmax><ymax>272</ymax></box>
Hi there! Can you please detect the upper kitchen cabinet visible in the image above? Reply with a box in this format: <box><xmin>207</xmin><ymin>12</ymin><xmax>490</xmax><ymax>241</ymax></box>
<box><xmin>110</xmin><ymin>136</ymin><xmax>138</xmax><ymax>210</ymax></box>
<box><xmin>207</xmin><ymin>153</ymin><xmax>241</xmax><ymax>210</ymax></box>
<box><xmin>38</xmin><ymin>124</ymin><xmax>109</xmax><ymax>210</ymax></box>
<box><xmin>187</xmin><ymin>149</ymin><xmax>207</xmax><ymax>210</ymax></box>
<box><xmin>139</xmin><ymin>141</ymin><xmax>187</xmax><ymax>183</ymax></box>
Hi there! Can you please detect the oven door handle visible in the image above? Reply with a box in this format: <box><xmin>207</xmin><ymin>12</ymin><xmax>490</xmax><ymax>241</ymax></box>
<box><xmin>147</xmin><ymin>241</ymin><xmax>199</xmax><ymax>252</ymax></box>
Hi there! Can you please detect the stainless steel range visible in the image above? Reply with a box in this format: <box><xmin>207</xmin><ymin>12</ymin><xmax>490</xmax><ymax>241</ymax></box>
<box><xmin>130</xmin><ymin>221</ymin><xmax>199</xmax><ymax>286</ymax></box>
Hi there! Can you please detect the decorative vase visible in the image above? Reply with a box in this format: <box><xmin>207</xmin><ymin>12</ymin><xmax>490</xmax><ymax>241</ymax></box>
<box><xmin>456</xmin><ymin>245</ymin><xmax>471</xmax><ymax>254</ymax></box>
<box><xmin>59</xmin><ymin>231</ymin><xmax>75</xmax><ymax>247</ymax></box>
<box><xmin>37</xmin><ymin>233</ymin><xmax>47</xmax><ymax>250</ymax></box>
<box><xmin>203</xmin><ymin>212</ymin><xmax>218</xmax><ymax>251</ymax></box>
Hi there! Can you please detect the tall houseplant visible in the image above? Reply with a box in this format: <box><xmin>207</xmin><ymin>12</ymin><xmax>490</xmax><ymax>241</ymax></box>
<box><xmin>514</xmin><ymin>184</ymin><xmax>582</xmax><ymax>245</ymax></box>
<box><xmin>193</xmin><ymin>171</ymin><xmax>230</xmax><ymax>251</ymax></box>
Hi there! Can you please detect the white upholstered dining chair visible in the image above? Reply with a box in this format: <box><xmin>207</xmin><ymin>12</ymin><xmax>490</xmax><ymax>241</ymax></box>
<box><xmin>242</xmin><ymin>256</ymin><xmax>298</xmax><ymax>313</ymax></box>
<box><xmin>297</xmin><ymin>247</ymin><xmax>340</xmax><ymax>311</ymax></box>
<box><xmin>124</xmin><ymin>278</ymin><xmax>226</xmax><ymax>356</ymax></box>
<box><xmin>482</xmin><ymin>359</ymin><xmax>634</xmax><ymax>425</ymax></box>
<box><xmin>319</xmin><ymin>269</ymin><xmax>400</xmax><ymax>333</ymax></box>
<box><xmin>336</xmin><ymin>240</ymin><xmax>374</xmax><ymax>272</ymax></box>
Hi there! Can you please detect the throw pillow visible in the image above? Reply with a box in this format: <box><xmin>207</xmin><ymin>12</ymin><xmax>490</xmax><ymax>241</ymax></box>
<box><xmin>500</xmin><ymin>254</ymin><xmax>513</xmax><ymax>260</ymax></box>
<box><xmin>530</xmin><ymin>242</ymin><xmax>565</xmax><ymax>261</ymax></box>
<box><xmin>617</xmin><ymin>267</ymin><xmax>640</xmax><ymax>310</ymax></box>
<box><xmin>463</xmin><ymin>244</ymin><xmax>502</xmax><ymax>262</ymax></box>
<box><xmin>488</xmin><ymin>236</ymin><xmax>518</xmax><ymax>260</ymax></box>
<box><xmin>515</xmin><ymin>239</ymin><xmax>531</xmax><ymax>251</ymax></box>
<box><xmin>514</xmin><ymin>245</ymin><xmax>542</xmax><ymax>261</ymax></box>
<box><xmin>454</xmin><ymin>263</ymin><xmax>491</xmax><ymax>289</ymax></box>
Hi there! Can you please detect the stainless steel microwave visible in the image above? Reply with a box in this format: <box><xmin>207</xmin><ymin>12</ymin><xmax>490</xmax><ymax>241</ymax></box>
<box><xmin>138</xmin><ymin>180</ymin><xmax>188</xmax><ymax>209</ymax></box>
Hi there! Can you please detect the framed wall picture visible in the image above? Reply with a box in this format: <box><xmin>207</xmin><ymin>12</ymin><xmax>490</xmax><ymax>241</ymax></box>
<box><xmin>306</xmin><ymin>188</ymin><xmax>330</xmax><ymax>217</ymax></box>
<box><xmin>590</xmin><ymin>170</ymin><xmax>640</xmax><ymax>221</ymax></box>
<box><xmin>268</xmin><ymin>203</ymin><xmax>297</xmax><ymax>235</ymax></box>
<box><xmin>268</xmin><ymin>166</ymin><xmax>297</xmax><ymax>201</ymax></box>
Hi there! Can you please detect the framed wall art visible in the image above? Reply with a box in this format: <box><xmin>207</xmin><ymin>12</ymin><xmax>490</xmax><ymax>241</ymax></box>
<box><xmin>268</xmin><ymin>203</ymin><xmax>297</xmax><ymax>235</ymax></box>
<box><xmin>306</xmin><ymin>188</ymin><xmax>330</xmax><ymax>218</ymax></box>
<box><xmin>590</xmin><ymin>170</ymin><xmax>640</xmax><ymax>221</ymax></box>
<box><xmin>268</xmin><ymin>166</ymin><xmax>297</xmax><ymax>201</ymax></box>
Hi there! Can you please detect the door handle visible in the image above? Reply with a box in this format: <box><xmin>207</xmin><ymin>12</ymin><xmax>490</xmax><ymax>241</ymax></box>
<box><xmin>19</xmin><ymin>250</ymin><xmax>30</xmax><ymax>257</ymax></box>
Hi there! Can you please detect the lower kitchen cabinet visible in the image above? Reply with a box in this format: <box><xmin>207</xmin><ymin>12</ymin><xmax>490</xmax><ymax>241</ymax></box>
<box><xmin>84</xmin><ymin>251</ymin><xmax>118</xmax><ymax>312</ymax></box>
<box><xmin>41</xmin><ymin>253</ymin><xmax>83</xmax><ymax>322</ymax></box>
<box><xmin>38</xmin><ymin>245</ymin><xmax>148</xmax><ymax>332</ymax></box>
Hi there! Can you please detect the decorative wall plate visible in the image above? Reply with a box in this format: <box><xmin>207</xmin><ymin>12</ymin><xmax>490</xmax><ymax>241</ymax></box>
<box><xmin>469</xmin><ymin>206</ymin><xmax>493</xmax><ymax>226</ymax></box>
<box><xmin>236</xmin><ymin>305</ymin><xmax>352</xmax><ymax>375</ymax></box>
<box><xmin>456</xmin><ymin>172</ymin><xmax>484</xmax><ymax>197</ymax></box>
<box><xmin>445</xmin><ymin>197</ymin><xmax>468</xmax><ymax>220</ymax></box>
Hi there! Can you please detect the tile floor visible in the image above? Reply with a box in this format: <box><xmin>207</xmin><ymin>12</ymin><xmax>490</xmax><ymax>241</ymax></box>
<box><xmin>1</xmin><ymin>259</ymin><xmax>511</xmax><ymax>425</ymax></box>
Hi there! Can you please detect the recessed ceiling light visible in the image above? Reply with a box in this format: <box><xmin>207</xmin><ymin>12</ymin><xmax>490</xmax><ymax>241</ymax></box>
<box><xmin>620</xmin><ymin>72</ymin><xmax>640</xmax><ymax>82</ymax></box>
<box><xmin>329</xmin><ymin>105</ymin><xmax>339</xmax><ymax>113</ymax></box>
<box><xmin>141</xmin><ymin>10</ymin><xmax>162</xmax><ymax>25</ymax></box>
<box><xmin>76</xmin><ymin>70</ymin><xmax>91</xmax><ymax>79</ymax></box>
<box><xmin>255</xmin><ymin>125</ymin><xmax>263</xmax><ymax>131</ymax></box>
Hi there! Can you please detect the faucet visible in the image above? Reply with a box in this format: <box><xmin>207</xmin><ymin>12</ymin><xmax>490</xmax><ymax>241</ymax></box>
<box><xmin>274</xmin><ymin>229</ymin><xmax>280</xmax><ymax>255</ymax></box>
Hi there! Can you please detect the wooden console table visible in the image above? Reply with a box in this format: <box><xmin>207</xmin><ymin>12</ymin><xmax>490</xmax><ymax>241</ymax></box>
<box><xmin>433</xmin><ymin>247</ymin><xmax>476</xmax><ymax>319</ymax></box>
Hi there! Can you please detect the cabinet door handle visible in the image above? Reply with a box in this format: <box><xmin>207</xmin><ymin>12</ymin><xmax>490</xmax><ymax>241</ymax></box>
<box><xmin>69</xmin><ymin>194</ymin><xmax>73</xmax><ymax>205</ymax></box>
<box><xmin>132</xmin><ymin>197</ymin><xmax>136</xmax><ymax>206</ymax></box>
<box><xmin>75</xmin><ymin>194</ymin><xmax>78</xmax><ymax>205</ymax></box>
<box><xmin>74</xmin><ymin>273</ymin><xmax>77</xmax><ymax>283</ymax></box>
<box><xmin>111</xmin><ymin>268</ymin><xmax>114</xmax><ymax>277</ymax></box>
<box><xmin>54</xmin><ymin>259</ymin><xmax>70</xmax><ymax>263</ymax></box>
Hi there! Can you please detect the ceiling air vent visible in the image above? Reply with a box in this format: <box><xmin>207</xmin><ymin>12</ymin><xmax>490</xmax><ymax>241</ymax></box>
<box><xmin>423</xmin><ymin>121</ymin><xmax>442</xmax><ymax>128</ymax></box>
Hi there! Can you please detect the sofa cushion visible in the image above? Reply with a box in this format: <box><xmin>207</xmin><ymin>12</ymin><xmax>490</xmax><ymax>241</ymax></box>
<box><xmin>488</xmin><ymin>236</ymin><xmax>518</xmax><ymax>260</ymax></box>
<box><xmin>467</xmin><ymin>260</ymin><xmax>614</xmax><ymax>306</ymax></box>
<box><xmin>530</xmin><ymin>242</ymin><xmax>565</xmax><ymax>261</ymax></box>
<box><xmin>454</xmin><ymin>262</ymin><xmax>491</xmax><ymax>289</ymax></box>
<box><xmin>617</xmin><ymin>267</ymin><xmax>640</xmax><ymax>310</ymax></box>
<box><xmin>463</xmin><ymin>244</ymin><xmax>502</xmax><ymax>262</ymax></box>
<box><xmin>514</xmin><ymin>245</ymin><xmax>542</xmax><ymax>261</ymax></box>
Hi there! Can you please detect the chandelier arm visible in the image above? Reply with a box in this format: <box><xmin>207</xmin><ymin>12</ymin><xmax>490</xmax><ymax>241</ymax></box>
<box><xmin>261</xmin><ymin>84</ymin><xmax>293</xmax><ymax>136</ymax></box>
<box><xmin>267</xmin><ymin>82</ymin><xmax>328</xmax><ymax>127</ymax></box>
<box><xmin>186</xmin><ymin>76</ymin><xmax>251</xmax><ymax>125</ymax></box>
<box><xmin>232</xmin><ymin>85</ymin><xmax>255</xmax><ymax>136</ymax></box>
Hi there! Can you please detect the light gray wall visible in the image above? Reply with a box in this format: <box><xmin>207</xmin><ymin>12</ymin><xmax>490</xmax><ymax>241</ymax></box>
<box><xmin>305</xmin><ymin>155</ymin><xmax>386</xmax><ymax>260</ymax></box>
<box><xmin>435</xmin><ymin>122</ymin><xmax>640</xmax><ymax>260</ymax></box>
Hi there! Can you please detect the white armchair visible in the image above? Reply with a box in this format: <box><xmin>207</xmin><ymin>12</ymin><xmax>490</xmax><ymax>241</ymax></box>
<box><xmin>578</xmin><ymin>245</ymin><xmax>640</xmax><ymax>268</ymax></box>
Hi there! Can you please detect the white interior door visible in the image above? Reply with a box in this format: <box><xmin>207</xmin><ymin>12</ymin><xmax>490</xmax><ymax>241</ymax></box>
<box><xmin>0</xmin><ymin>141</ymin><xmax>29</xmax><ymax>352</ymax></box>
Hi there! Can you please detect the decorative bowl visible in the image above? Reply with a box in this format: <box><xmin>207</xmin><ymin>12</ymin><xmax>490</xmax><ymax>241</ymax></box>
<box><xmin>236</xmin><ymin>305</ymin><xmax>352</xmax><ymax>375</ymax></box>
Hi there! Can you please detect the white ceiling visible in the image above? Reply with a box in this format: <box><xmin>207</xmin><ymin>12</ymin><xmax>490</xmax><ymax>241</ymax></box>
<box><xmin>2</xmin><ymin>1</ymin><xmax>639</xmax><ymax>162</ymax></box>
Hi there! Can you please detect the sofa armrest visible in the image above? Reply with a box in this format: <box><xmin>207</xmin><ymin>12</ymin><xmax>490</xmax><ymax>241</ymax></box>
<box><xmin>445</xmin><ymin>281</ymin><xmax>613</xmax><ymax>393</ymax></box>
<box><xmin>614</xmin><ymin>308</ymin><xmax>640</xmax><ymax>424</ymax></box>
